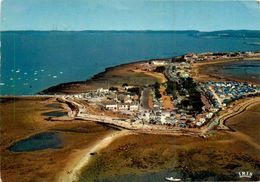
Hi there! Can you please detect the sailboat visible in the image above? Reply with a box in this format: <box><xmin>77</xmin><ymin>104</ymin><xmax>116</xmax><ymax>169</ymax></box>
<box><xmin>165</xmin><ymin>177</ymin><xmax>181</xmax><ymax>181</ymax></box>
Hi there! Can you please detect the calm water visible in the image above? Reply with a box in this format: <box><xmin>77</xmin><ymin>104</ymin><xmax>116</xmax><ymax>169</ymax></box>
<box><xmin>79</xmin><ymin>169</ymin><xmax>239</xmax><ymax>182</ymax></box>
<box><xmin>1</xmin><ymin>31</ymin><xmax>260</xmax><ymax>95</ymax></box>
<box><xmin>80</xmin><ymin>170</ymin><xmax>182</xmax><ymax>182</ymax></box>
<box><xmin>42</xmin><ymin>111</ymin><xmax>67</xmax><ymax>117</ymax></box>
<box><xmin>9</xmin><ymin>132</ymin><xmax>63</xmax><ymax>152</ymax></box>
<box><xmin>217</xmin><ymin>60</ymin><xmax>260</xmax><ymax>84</ymax></box>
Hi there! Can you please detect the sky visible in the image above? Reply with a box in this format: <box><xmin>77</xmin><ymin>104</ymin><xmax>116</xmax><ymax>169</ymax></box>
<box><xmin>1</xmin><ymin>0</ymin><xmax>260</xmax><ymax>31</ymax></box>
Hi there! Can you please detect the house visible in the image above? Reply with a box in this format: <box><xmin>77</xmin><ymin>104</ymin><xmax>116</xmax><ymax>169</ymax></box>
<box><xmin>103</xmin><ymin>102</ymin><xmax>118</xmax><ymax>111</ymax></box>
<box><xmin>206</xmin><ymin>112</ymin><xmax>213</xmax><ymax>119</ymax></box>
<box><xmin>151</xmin><ymin>60</ymin><xmax>167</xmax><ymax>66</ymax></box>
<box><xmin>129</xmin><ymin>103</ymin><xmax>139</xmax><ymax>111</ymax></box>
<box><xmin>118</xmin><ymin>103</ymin><xmax>129</xmax><ymax>111</ymax></box>
<box><xmin>97</xmin><ymin>88</ymin><xmax>109</xmax><ymax>93</ymax></box>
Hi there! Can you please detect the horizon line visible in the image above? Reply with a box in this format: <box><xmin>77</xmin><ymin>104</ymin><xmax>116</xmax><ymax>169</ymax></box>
<box><xmin>1</xmin><ymin>29</ymin><xmax>260</xmax><ymax>33</ymax></box>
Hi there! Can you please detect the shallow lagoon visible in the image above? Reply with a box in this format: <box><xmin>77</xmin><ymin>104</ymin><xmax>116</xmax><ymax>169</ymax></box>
<box><xmin>205</xmin><ymin>60</ymin><xmax>260</xmax><ymax>84</ymax></box>
<box><xmin>218</xmin><ymin>60</ymin><xmax>260</xmax><ymax>83</ymax></box>
<box><xmin>9</xmin><ymin>132</ymin><xmax>63</xmax><ymax>152</ymax></box>
<box><xmin>42</xmin><ymin>111</ymin><xmax>67</xmax><ymax>117</ymax></box>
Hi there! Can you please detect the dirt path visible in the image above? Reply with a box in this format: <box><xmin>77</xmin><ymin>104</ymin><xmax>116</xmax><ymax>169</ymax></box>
<box><xmin>219</xmin><ymin>97</ymin><xmax>260</xmax><ymax>129</ymax></box>
<box><xmin>219</xmin><ymin>97</ymin><xmax>260</xmax><ymax>150</ymax></box>
<box><xmin>57</xmin><ymin>130</ymin><xmax>131</xmax><ymax>182</ymax></box>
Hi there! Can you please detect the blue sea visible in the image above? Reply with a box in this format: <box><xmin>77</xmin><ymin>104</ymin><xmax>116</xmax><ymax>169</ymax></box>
<box><xmin>1</xmin><ymin>31</ymin><xmax>260</xmax><ymax>95</ymax></box>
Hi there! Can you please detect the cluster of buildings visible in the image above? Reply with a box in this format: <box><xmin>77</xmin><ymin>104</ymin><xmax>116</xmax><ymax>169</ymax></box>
<box><xmin>201</xmin><ymin>81</ymin><xmax>260</xmax><ymax>109</ymax></box>
<box><xmin>70</xmin><ymin>52</ymin><xmax>260</xmax><ymax>129</ymax></box>
<box><xmin>102</xmin><ymin>101</ymin><xmax>139</xmax><ymax>112</ymax></box>
<box><xmin>183</xmin><ymin>51</ymin><xmax>260</xmax><ymax>63</ymax></box>
<box><xmin>78</xmin><ymin>87</ymin><xmax>140</xmax><ymax>114</ymax></box>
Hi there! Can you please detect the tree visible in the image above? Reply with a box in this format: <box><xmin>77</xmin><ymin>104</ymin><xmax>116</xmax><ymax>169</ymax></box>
<box><xmin>127</xmin><ymin>87</ymin><xmax>140</xmax><ymax>95</ymax></box>
<box><xmin>154</xmin><ymin>82</ymin><xmax>161</xmax><ymax>99</ymax></box>
<box><xmin>109</xmin><ymin>87</ymin><xmax>118</xmax><ymax>91</ymax></box>
<box><xmin>154</xmin><ymin>82</ymin><xmax>160</xmax><ymax>90</ymax></box>
<box><xmin>122</xmin><ymin>83</ymin><xmax>128</xmax><ymax>87</ymax></box>
<box><xmin>154</xmin><ymin>66</ymin><xmax>165</xmax><ymax>73</ymax></box>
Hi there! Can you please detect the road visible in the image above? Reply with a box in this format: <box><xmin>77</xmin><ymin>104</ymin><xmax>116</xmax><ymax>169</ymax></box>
<box><xmin>141</xmin><ymin>87</ymin><xmax>153</xmax><ymax>110</ymax></box>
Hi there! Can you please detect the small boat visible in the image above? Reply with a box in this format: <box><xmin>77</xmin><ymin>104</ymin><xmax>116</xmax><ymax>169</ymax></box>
<box><xmin>165</xmin><ymin>177</ymin><xmax>181</xmax><ymax>181</ymax></box>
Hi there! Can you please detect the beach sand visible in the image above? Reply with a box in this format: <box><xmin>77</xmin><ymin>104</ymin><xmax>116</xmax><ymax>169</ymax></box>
<box><xmin>57</xmin><ymin>130</ymin><xmax>131</xmax><ymax>182</ymax></box>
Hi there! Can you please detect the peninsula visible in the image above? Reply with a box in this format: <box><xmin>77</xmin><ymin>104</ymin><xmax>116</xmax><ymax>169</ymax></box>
<box><xmin>1</xmin><ymin>51</ymin><xmax>260</xmax><ymax>182</ymax></box>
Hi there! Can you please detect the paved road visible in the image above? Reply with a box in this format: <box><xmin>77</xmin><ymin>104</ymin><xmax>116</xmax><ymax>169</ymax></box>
<box><xmin>141</xmin><ymin>87</ymin><xmax>152</xmax><ymax>110</ymax></box>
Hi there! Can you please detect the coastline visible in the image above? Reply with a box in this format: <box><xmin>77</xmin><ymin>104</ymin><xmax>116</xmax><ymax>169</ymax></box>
<box><xmin>2</xmin><ymin>52</ymin><xmax>260</xmax><ymax>181</ymax></box>
<box><xmin>39</xmin><ymin>58</ymin><xmax>171</xmax><ymax>95</ymax></box>
<box><xmin>40</xmin><ymin>53</ymin><xmax>260</xmax><ymax>95</ymax></box>
<box><xmin>191</xmin><ymin>57</ymin><xmax>260</xmax><ymax>86</ymax></box>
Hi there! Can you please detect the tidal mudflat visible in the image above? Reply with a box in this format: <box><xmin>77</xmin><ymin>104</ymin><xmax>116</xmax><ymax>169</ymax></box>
<box><xmin>192</xmin><ymin>59</ymin><xmax>260</xmax><ymax>85</ymax></box>
<box><xmin>78</xmin><ymin>103</ymin><xmax>260</xmax><ymax>181</ymax></box>
<box><xmin>0</xmin><ymin>97</ymin><xmax>116</xmax><ymax>182</ymax></box>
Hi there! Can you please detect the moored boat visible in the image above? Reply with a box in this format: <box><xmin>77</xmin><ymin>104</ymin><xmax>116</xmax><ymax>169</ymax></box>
<box><xmin>165</xmin><ymin>177</ymin><xmax>181</xmax><ymax>181</ymax></box>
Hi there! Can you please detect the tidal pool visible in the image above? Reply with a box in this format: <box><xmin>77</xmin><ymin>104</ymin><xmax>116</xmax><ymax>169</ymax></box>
<box><xmin>42</xmin><ymin>111</ymin><xmax>67</xmax><ymax>117</ymax></box>
<box><xmin>9</xmin><ymin>132</ymin><xmax>63</xmax><ymax>152</ymax></box>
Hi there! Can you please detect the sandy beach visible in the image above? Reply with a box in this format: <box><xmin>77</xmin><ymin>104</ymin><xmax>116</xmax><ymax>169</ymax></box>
<box><xmin>57</xmin><ymin>130</ymin><xmax>131</xmax><ymax>182</ymax></box>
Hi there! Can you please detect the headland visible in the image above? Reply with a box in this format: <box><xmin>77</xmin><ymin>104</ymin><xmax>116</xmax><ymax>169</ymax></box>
<box><xmin>1</xmin><ymin>51</ymin><xmax>260</xmax><ymax>182</ymax></box>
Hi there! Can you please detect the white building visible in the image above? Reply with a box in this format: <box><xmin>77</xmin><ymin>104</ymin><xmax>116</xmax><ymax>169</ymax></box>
<box><xmin>97</xmin><ymin>88</ymin><xmax>109</xmax><ymax>93</ymax></box>
<box><xmin>129</xmin><ymin>104</ymin><xmax>139</xmax><ymax>111</ymax></box>
<box><xmin>151</xmin><ymin>60</ymin><xmax>167</xmax><ymax>66</ymax></box>
<box><xmin>118</xmin><ymin>103</ymin><xmax>129</xmax><ymax>111</ymax></box>
<box><xmin>103</xmin><ymin>102</ymin><xmax>117</xmax><ymax>111</ymax></box>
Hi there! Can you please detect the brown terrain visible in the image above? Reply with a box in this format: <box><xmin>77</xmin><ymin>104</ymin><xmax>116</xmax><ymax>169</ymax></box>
<box><xmin>41</xmin><ymin>60</ymin><xmax>168</xmax><ymax>95</ymax></box>
<box><xmin>79</xmin><ymin>102</ymin><xmax>260</xmax><ymax>181</ymax></box>
<box><xmin>1</xmin><ymin>57</ymin><xmax>260</xmax><ymax>182</ymax></box>
<box><xmin>0</xmin><ymin>97</ymin><xmax>117</xmax><ymax>182</ymax></box>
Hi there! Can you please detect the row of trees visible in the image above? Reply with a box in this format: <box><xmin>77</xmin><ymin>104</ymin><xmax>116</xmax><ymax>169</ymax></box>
<box><xmin>154</xmin><ymin>82</ymin><xmax>162</xmax><ymax>99</ymax></box>
<box><xmin>165</xmin><ymin>80</ymin><xmax>178</xmax><ymax>99</ymax></box>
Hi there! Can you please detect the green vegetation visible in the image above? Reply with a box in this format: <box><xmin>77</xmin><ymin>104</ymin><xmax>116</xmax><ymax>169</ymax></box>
<box><xmin>154</xmin><ymin>82</ymin><xmax>161</xmax><ymax>99</ymax></box>
<box><xmin>154</xmin><ymin>66</ymin><xmax>165</xmax><ymax>73</ymax></box>
<box><xmin>179</xmin><ymin>77</ymin><xmax>204</xmax><ymax>113</ymax></box>
<box><xmin>109</xmin><ymin>87</ymin><xmax>118</xmax><ymax>92</ymax></box>
<box><xmin>172</xmin><ymin>65</ymin><xmax>176</xmax><ymax>72</ymax></box>
<box><xmin>165</xmin><ymin>80</ymin><xmax>178</xmax><ymax>99</ymax></box>
<box><xmin>122</xmin><ymin>83</ymin><xmax>128</xmax><ymax>87</ymax></box>
<box><xmin>127</xmin><ymin>87</ymin><xmax>140</xmax><ymax>95</ymax></box>
<box><xmin>165</xmin><ymin>77</ymin><xmax>204</xmax><ymax>113</ymax></box>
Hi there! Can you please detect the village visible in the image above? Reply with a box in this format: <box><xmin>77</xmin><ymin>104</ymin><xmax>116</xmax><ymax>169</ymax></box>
<box><xmin>63</xmin><ymin>51</ymin><xmax>260</xmax><ymax>131</ymax></box>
